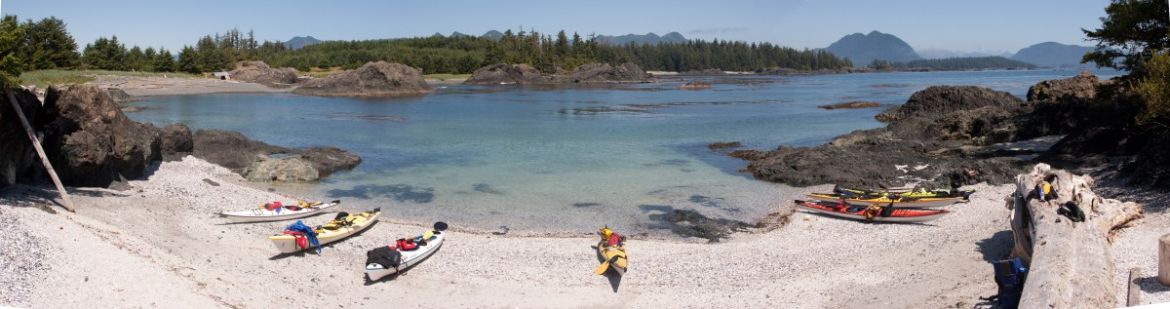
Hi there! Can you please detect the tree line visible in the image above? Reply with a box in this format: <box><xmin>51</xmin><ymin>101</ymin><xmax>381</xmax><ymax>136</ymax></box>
<box><xmin>867</xmin><ymin>56</ymin><xmax>1037</xmax><ymax>71</ymax></box>
<box><xmin>259</xmin><ymin>30</ymin><xmax>853</xmax><ymax>74</ymax></box>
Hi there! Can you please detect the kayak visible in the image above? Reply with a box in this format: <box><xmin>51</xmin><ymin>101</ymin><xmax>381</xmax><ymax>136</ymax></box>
<box><xmin>795</xmin><ymin>199</ymin><xmax>949</xmax><ymax>223</ymax></box>
<box><xmin>805</xmin><ymin>193</ymin><xmax>966</xmax><ymax>208</ymax></box>
<box><xmin>365</xmin><ymin>222</ymin><xmax>448</xmax><ymax>281</ymax></box>
<box><xmin>220</xmin><ymin>200</ymin><xmax>340</xmax><ymax>223</ymax></box>
<box><xmin>269</xmin><ymin>208</ymin><xmax>380</xmax><ymax>254</ymax></box>
<box><xmin>832</xmin><ymin>185</ymin><xmax>974</xmax><ymax>200</ymax></box>
<box><xmin>594</xmin><ymin>226</ymin><xmax>628</xmax><ymax>276</ymax></box>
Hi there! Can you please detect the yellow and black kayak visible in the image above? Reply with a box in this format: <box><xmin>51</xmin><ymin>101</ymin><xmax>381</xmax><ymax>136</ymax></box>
<box><xmin>833</xmin><ymin>185</ymin><xmax>974</xmax><ymax>200</ymax></box>
<box><xmin>594</xmin><ymin>227</ymin><xmax>628</xmax><ymax>276</ymax></box>
<box><xmin>806</xmin><ymin>192</ymin><xmax>966</xmax><ymax>208</ymax></box>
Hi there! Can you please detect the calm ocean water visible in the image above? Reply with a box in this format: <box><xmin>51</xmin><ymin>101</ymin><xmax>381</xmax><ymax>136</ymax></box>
<box><xmin>128</xmin><ymin>69</ymin><xmax>1119</xmax><ymax>235</ymax></box>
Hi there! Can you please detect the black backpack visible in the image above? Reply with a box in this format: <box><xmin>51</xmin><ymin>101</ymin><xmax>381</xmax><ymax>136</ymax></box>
<box><xmin>992</xmin><ymin>257</ymin><xmax>1027</xmax><ymax>309</ymax></box>
<box><xmin>366</xmin><ymin>246</ymin><xmax>402</xmax><ymax>268</ymax></box>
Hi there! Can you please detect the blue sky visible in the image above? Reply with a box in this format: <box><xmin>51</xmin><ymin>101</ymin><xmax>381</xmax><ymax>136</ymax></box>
<box><xmin>4</xmin><ymin>0</ymin><xmax>1109</xmax><ymax>53</ymax></box>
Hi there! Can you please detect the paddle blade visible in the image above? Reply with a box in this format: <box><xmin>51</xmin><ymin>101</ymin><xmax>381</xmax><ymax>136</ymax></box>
<box><xmin>593</xmin><ymin>260</ymin><xmax>611</xmax><ymax>275</ymax></box>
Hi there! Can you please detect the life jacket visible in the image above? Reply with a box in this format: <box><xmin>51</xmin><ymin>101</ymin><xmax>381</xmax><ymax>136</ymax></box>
<box><xmin>264</xmin><ymin>201</ymin><xmax>283</xmax><ymax>212</ymax></box>
<box><xmin>606</xmin><ymin>233</ymin><xmax>623</xmax><ymax>247</ymax></box>
<box><xmin>396</xmin><ymin>238</ymin><xmax>419</xmax><ymax>251</ymax></box>
<box><xmin>992</xmin><ymin>257</ymin><xmax>1027</xmax><ymax>309</ymax></box>
<box><xmin>283</xmin><ymin>220</ymin><xmax>320</xmax><ymax>252</ymax></box>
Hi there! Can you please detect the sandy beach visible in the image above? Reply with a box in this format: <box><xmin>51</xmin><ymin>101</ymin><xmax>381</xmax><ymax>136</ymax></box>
<box><xmin>89</xmin><ymin>75</ymin><xmax>290</xmax><ymax>97</ymax></box>
<box><xmin>2</xmin><ymin>157</ymin><xmax>1164</xmax><ymax>308</ymax></box>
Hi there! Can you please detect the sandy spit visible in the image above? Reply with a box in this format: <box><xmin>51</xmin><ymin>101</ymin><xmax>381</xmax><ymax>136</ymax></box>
<box><xmin>2</xmin><ymin>157</ymin><xmax>1166</xmax><ymax>308</ymax></box>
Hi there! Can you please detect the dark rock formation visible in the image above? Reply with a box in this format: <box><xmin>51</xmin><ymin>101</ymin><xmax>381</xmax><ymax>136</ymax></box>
<box><xmin>463</xmin><ymin>63</ymin><xmax>550</xmax><ymax>85</ymax></box>
<box><xmin>191</xmin><ymin>129</ymin><xmax>361</xmax><ymax>182</ymax></box>
<box><xmin>229</xmin><ymin>61</ymin><xmax>299</xmax><ymax>88</ymax></box>
<box><xmin>160</xmin><ymin>123</ymin><xmax>193</xmax><ymax>161</ymax></box>
<box><xmin>192</xmin><ymin>129</ymin><xmax>289</xmax><ymax>173</ymax></box>
<box><xmin>875</xmin><ymin>86</ymin><xmax>1022</xmax><ymax>123</ymax></box>
<box><xmin>1026</xmin><ymin>71</ymin><xmax>1099</xmax><ymax>103</ymax></box>
<box><xmin>40</xmin><ymin>85</ymin><xmax>162</xmax><ymax>187</ymax></box>
<box><xmin>560</xmin><ymin>63</ymin><xmax>648</xmax><ymax>83</ymax></box>
<box><xmin>707</xmin><ymin>141</ymin><xmax>741</xmax><ymax>150</ymax></box>
<box><xmin>292</xmin><ymin>61</ymin><xmax>432</xmax><ymax>98</ymax></box>
<box><xmin>817</xmin><ymin>101</ymin><xmax>881</xmax><ymax>110</ymax></box>
<box><xmin>0</xmin><ymin>89</ymin><xmax>45</xmax><ymax>188</ymax></box>
<box><xmin>740</xmin><ymin>85</ymin><xmax>1034</xmax><ymax>188</ymax></box>
<box><xmin>299</xmin><ymin>146</ymin><xmax>362</xmax><ymax>178</ymax></box>
<box><xmin>105</xmin><ymin>88</ymin><xmax>134</xmax><ymax>103</ymax></box>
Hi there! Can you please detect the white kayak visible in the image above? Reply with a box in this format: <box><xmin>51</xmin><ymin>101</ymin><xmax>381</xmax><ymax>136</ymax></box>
<box><xmin>221</xmin><ymin>200</ymin><xmax>340</xmax><ymax>223</ymax></box>
<box><xmin>365</xmin><ymin>222</ymin><xmax>448</xmax><ymax>281</ymax></box>
<box><xmin>270</xmin><ymin>208</ymin><xmax>380</xmax><ymax>254</ymax></box>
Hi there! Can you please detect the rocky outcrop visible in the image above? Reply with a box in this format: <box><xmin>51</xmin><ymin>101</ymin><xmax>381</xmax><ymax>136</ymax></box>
<box><xmin>229</xmin><ymin>61</ymin><xmax>299</xmax><ymax>88</ymax></box>
<box><xmin>875</xmin><ymin>86</ymin><xmax>1022</xmax><ymax>123</ymax></box>
<box><xmin>191</xmin><ymin>129</ymin><xmax>361</xmax><ymax>182</ymax></box>
<box><xmin>740</xmin><ymin>85</ymin><xmax>1034</xmax><ymax>188</ymax></box>
<box><xmin>679</xmin><ymin>81</ymin><xmax>712</xmax><ymax>90</ymax></box>
<box><xmin>38</xmin><ymin>85</ymin><xmax>162</xmax><ymax>187</ymax></box>
<box><xmin>243</xmin><ymin>155</ymin><xmax>319</xmax><ymax>182</ymax></box>
<box><xmin>0</xmin><ymin>89</ymin><xmax>46</xmax><ymax>188</ymax></box>
<box><xmin>817</xmin><ymin>101</ymin><xmax>880</xmax><ymax>110</ymax></box>
<box><xmin>463</xmin><ymin>63</ymin><xmax>551</xmax><ymax>85</ymax></box>
<box><xmin>160</xmin><ymin>123</ymin><xmax>194</xmax><ymax>161</ymax></box>
<box><xmin>292</xmin><ymin>61</ymin><xmax>432</xmax><ymax>98</ymax></box>
<box><xmin>1026</xmin><ymin>71</ymin><xmax>1099</xmax><ymax>103</ymax></box>
<box><xmin>192</xmin><ymin>129</ymin><xmax>289</xmax><ymax>172</ymax></box>
<box><xmin>559</xmin><ymin>62</ymin><xmax>648</xmax><ymax>83</ymax></box>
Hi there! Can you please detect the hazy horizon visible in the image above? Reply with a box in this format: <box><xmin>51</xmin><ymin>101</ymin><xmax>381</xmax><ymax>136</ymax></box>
<box><xmin>5</xmin><ymin>0</ymin><xmax>1108</xmax><ymax>53</ymax></box>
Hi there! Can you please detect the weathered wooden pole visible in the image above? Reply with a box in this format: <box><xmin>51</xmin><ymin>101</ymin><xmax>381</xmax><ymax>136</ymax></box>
<box><xmin>1159</xmin><ymin>234</ymin><xmax>1170</xmax><ymax>286</ymax></box>
<box><xmin>6</xmin><ymin>89</ymin><xmax>76</xmax><ymax>212</ymax></box>
<box><xmin>1130</xmin><ymin>267</ymin><xmax>1143</xmax><ymax>306</ymax></box>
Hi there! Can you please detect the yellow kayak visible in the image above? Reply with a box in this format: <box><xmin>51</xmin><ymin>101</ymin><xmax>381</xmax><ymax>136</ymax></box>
<box><xmin>270</xmin><ymin>208</ymin><xmax>381</xmax><ymax>253</ymax></box>
<box><xmin>833</xmin><ymin>186</ymin><xmax>974</xmax><ymax>200</ymax></box>
<box><xmin>806</xmin><ymin>193</ymin><xmax>966</xmax><ymax>208</ymax></box>
<box><xmin>594</xmin><ymin>226</ymin><xmax>628</xmax><ymax>276</ymax></box>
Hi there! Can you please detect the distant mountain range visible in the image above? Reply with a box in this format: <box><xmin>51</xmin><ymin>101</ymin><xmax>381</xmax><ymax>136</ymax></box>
<box><xmin>1010</xmin><ymin>42</ymin><xmax>1094</xmax><ymax>68</ymax></box>
<box><xmin>285</xmin><ymin>36</ymin><xmax>322</xmax><ymax>50</ymax></box>
<box><xmin>825</xmin><ymin>31</ymin><xmax>1094</xmax><ymax>68</ymax></box>
<box><xmin>826</xmin><ymin>31</ymin><xmax>921</xmax><ymax>65</ymax></box>
<box><xmin>594</xmin><ymin>32</ymin><xmax>687</xmax><ymax>45</ymax></box>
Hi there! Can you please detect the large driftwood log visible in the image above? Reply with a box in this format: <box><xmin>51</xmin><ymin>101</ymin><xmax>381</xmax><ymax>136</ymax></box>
<box><xmin>1008</xmin><ymin>163</ymin><xmax>1142</xmax><ymax>308</ymax></box>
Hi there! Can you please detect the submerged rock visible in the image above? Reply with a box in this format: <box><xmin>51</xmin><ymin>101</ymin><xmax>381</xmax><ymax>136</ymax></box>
<box><xmin>293</xmin><ymin>61</ymin><xmax>432</xmax><ymax>98</ymax></box>
<box><xmin>679</xmin><ymin>81</ymin><xmax>712</xmax><ymax>90</ymax></box>
<box><xmin>817</xmin><ymin>101</ymin><xmax>881</xmax><ymax>110</ymax></box>
<box><xmin>463</xmin><ymin>63</ymin><xmax>551</xmax><ymax>85</ymax></box>
<box><xmin>229</xmin><ymin>61</ymin><xmax>299</xmax><ymax>88</ymax></box>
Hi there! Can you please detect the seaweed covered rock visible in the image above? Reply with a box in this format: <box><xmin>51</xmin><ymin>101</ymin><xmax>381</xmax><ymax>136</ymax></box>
<box><xmin>229</xmin><ymin>61</ymin><xmax>299</xmax><ymax>88</ymax></box>
<box><xmin>463</xmin><ymin>63</ymin><xmax>550</xmax><ymax>85</ymax></box>
<box><xmin>192</xmin><ymin>129</ymin><xmax>289</xmax><ymax>172</ymax></box>
<box><xmin>1026</xmin><ymin>71</ymin><xmax>1099</xmax><ymax>103</ymax></box>
<box><xmin>875</xmin><ymin>85</ymin><xmax>1022</xmax><ymax>123</ymax></box>
<box><xmin>160</xmin><ymin>123</ymin><xmax>194</xmax><ymax>161</ymax></box>
<box><xmin>191</xmin><ymin>129</ymin><xmax>361</xmax><ymax>182</ymax></box>
<box><xmin>292</xmin><ymin>61</ymin><xmax>432</xmax><ymax>98</ymax></box>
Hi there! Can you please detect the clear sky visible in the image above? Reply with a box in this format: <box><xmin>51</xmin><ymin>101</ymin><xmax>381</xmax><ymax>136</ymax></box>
<box><xmin>3</xmin><ymin>0</ymin><xmax>1110</xmax><ymax>53</ymax></box>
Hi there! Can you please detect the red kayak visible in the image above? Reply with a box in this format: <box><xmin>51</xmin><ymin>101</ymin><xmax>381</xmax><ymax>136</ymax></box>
<box><xmin>795</xmin><ymin>199</ymin><xmax>949</xmax><ymax>223</ymax></box>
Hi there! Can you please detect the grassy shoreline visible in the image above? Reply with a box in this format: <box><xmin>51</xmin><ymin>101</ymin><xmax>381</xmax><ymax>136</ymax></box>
<box><xmin>20</xmin><ymin>70</ymin><xmax>198</xmax><ymax>88</ymax></box>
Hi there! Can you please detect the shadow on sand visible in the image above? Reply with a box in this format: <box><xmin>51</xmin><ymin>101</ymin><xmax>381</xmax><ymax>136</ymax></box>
<box><xmin>975</xmin><ymin>230</ymin><xmax>1014</xmax><ymax>263</ymax></box>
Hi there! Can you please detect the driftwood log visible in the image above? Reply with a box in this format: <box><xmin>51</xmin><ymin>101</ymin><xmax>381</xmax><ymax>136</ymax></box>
<box><xmin>1008</xmin><ymin>163</ymin><xmax>1142</xmax><ymax>308</ymax></box>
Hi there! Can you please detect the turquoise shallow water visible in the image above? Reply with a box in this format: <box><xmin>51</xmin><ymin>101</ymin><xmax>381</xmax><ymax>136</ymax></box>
<box><xmin>128</xmin><ymin>69</ymin><xmax>1118</xmax><ymax>235</ymax></box>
